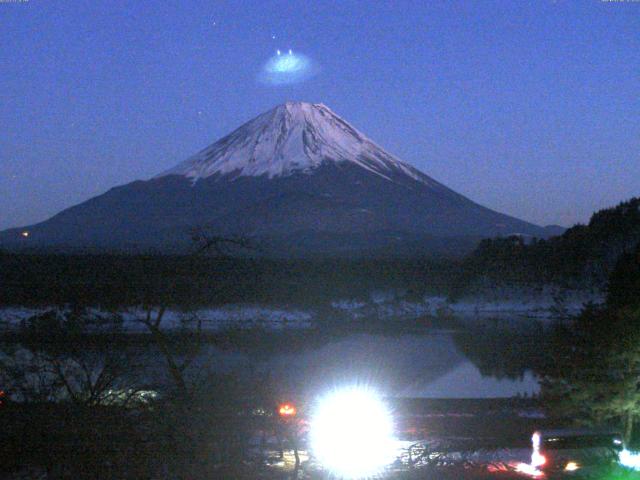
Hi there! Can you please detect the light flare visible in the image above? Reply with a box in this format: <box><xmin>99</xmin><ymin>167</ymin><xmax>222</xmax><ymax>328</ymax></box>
<box><xmin>619</xmin><ymin>449</ymin><xmax>640</xmax><ymax>470</ymax></box>
<box><xmin>516</xmin><ymin>462</ymin><xmax>544</xmax><ymax>477</ymax></box>
<box><xmin>309</xmin><ymin>387</ymin><xmax>395</xmax><ymax>478</ymax></box>
<box><xmin>564</xmin><ymin>461</ymin><xmax>579</xmax><ymax>471</ymax></box>
<box><xmin>278</xmin><ymin>402</ymin><xmax>297</xmax><ymax>417</ymax></box>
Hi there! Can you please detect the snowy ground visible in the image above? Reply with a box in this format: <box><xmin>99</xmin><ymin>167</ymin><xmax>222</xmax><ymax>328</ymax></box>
<box><xmin>0</xmin><ymin>305</ymin><xmax>314</xmax><ymax>332</ymax></box>
<box><xmin>0</xmin><ymin>287</ymin><xmax>601</xmax><ymax>333</ymax></box>
<box><xmin>331</xmin><ymin>287</ymin><xmax>601</xmax><ymax>321</ymax></box>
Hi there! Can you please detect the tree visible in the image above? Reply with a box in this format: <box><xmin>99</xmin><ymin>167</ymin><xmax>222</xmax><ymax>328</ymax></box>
<box><xmin>1</xmin><ymin>308</ymin><xmax>145</xmax><ymax>406</ymax></box>
<box><xmin>607</xmin><ymin>247</ymin><xmax>640</xmax><ymax>310</ymax></box>
<box><xmin>540</xmin><ymin>244</ymin><xmax>640</xmax><ymax>444</ymax></box>
<box><xmin>133</xmin><ymin>229</ymin><xmax>254</xmax><ymax>397</ymax></box>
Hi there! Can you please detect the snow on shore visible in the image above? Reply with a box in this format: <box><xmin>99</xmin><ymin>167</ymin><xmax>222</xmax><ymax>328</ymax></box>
<box><xmin>0</xmin><ymin>286</ymin><xmax>601</xmax><ymax>334</ymax></box>
<box><xmin>331</xmin><ymin>287</ymin><xmax>602</xmax><ymax>320</ymax></box>
<box><xmin>0</xmin><ymin>305</ymin><xmax>313</xmax><ymax>332</ymax></box>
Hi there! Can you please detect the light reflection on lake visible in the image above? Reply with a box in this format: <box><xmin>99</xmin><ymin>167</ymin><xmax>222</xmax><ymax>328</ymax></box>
<box><xmin>183</xmin><ymin>324</ymin><xmax>544</xmax><ymax>399</ymax></box>
<box><xmin>244</xmin><ymin>333</ymin><xmax>540</xmax><ymax>399</ymax></box>
<box><xmin>1</xmin><ymin>318</ymin><xmax>547</xmax><ymax>400</ymax></box>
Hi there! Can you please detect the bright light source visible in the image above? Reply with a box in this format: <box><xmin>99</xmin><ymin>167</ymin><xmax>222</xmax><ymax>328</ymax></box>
<box><xmin>515</xmin><ymin>462</ymin><xmax>544</xmax><ymax>477</ymax></box>
<box><xmin>531</xmin><ymin>451</ymin><xmax>546</xmax><ymax>468</ymax></box>
<box><xmin>530</xmin><ymin>432</ymin><xmax>546</xmax><ymax>469</ymax></box>
<box><xmin>532</xmin><ymin>432</ymin><xmax>541</xmax><ymax>450</ymax></box>
<box><xmin>260</xmin><ymin>50</ymin><xmax>317</xmax><ymax>85</ymax></box>
<box><xmin>310</xmin><ymin>387</ymin><xmax>395</xmax><ymax>478</ymax></box>
<box><xmin>564</xmin><ymin>461</ymin><xmax>579</xmax><ymax>471</ymax></box>
<box><xmin>517</xmin><ymin>433</ymin><xmax>546</xmax><ymax>478</ymax></box>
<box><xmin>619</xmin><ymin>449</ymin><xmax>640</xmax><ymax>470</ymax></box>
<box><xmin>21</xmin><ymin>231</ymin><xmax>29</xmax><ymax>238</ymax></box>
<box><xmin>278</xmin><ymin>402</ymin><xmax>296</xmax><ymax>417</ymax></box>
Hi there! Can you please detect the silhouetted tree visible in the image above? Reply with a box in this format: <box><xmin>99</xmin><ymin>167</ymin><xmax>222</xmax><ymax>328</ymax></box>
<box><xmin>134</xmin><ymin>229</ymin><xmax>255</xmax><ymax>397</ymax></box>
<box><xmin>1</xmin><ymin>308</ymin><xmax>144</xmax><ymax>406</ymax></box>
<box><xmin>540</xmin><ymin>244</ymin><xmax>640</xmax><ymax>444</ymax></box>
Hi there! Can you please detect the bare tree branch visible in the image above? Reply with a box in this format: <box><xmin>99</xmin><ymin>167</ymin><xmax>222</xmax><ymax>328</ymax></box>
<box><xmin>189</xmin><ymin>226</ymin><xmax>256</xmax><ymax>257</ymax></box>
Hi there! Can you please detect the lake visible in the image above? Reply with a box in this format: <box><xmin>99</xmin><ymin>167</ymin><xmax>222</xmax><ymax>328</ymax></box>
<box><xmin>1</xmin><ymin>317</ymin><xmax>549</xmax><ymax>401</ymax></box>
<box><xmin>180</xmin><ymin>318</ymin><xmax>547</xmax><ymax>400</ymax></box>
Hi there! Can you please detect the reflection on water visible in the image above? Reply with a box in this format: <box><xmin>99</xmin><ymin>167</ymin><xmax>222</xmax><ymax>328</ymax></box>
<box><xmin>453</xmin><ymin>319</ymin><xmax>548</xmax><ymax>381</ymax></box>
<box><xmin>1</xmin><ymin>318</ymin><xmax>548</xmax><ymax>400</ymax></box>
<box><xmin>398</xmin><ymin>362</ymin><xmax>538</xmax><ymax>398</ymax></box>
<box><xmin>246</xmin><ymin>332</ymin><xmax>540</xmax><ymax>399</ymax></box>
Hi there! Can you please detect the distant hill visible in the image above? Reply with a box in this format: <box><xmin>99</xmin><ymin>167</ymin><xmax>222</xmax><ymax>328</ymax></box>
<box><xmin>456</xmin><ymin>197</ymin><xmax>640</xmax><ymax>293</ymax></box>
<box><xmin>541</xmin><ymin>224</ymin><xmax>567</xmax><ymax>237</ymax></box>
<box><xmin>0</xmin><ymin>199</ymin><xmax>636</xmax><ymax>309</ymax></box>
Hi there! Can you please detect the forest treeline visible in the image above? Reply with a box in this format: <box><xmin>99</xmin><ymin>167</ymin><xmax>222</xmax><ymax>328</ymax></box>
<box><xmin>0</xmin><ymin>253</ymin><xmax>459</xmax><ymax>307</ymax></box>
<box><xmin>1</xmin><ymin>197</ymin><xmax>639</xmax><ymax>307</ymax></box>
<box><xmin>453</xmin><ymin>197</ymin><xmax>640</xmax><ymax>295</ymax></box>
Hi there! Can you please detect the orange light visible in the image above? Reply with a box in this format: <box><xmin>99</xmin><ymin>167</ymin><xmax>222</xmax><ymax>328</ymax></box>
<box><xmin>278</xmin><ymin>403</ymin><xmax>297</xmax><ymax>417</ymax></box>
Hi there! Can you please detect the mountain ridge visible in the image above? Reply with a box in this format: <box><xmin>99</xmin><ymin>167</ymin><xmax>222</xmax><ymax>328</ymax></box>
<box><xmin>0</xmin><ymin>101</ymin><xmax>556</xmax><ymax>256</ymax></box>
<box><xmin>158</xmin><ymin>102</ymin><xmax>438</xmax><ymax>187</ymax></box>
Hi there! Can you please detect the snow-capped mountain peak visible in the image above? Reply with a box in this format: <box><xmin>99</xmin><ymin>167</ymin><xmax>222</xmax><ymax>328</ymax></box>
<box><xmin>1</xmin><ymin>101</ymin><xmax>551</xmax><ymax>254</ymax></box>
<box><xmin>158</xmin><ymin>101</ymin><xmax>431</xmax><ymax>185</ymax></box>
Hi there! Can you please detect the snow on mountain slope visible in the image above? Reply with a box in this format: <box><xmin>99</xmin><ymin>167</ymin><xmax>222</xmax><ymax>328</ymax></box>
<box><xmin>158</xmin><ymin>101</ymin><xmax>440</xmax><ymax>188</ymax></box>
<box><xmin>0</xmin><ymin>101</ymin><xmax>551</xmax><ymax>254</ymax></box>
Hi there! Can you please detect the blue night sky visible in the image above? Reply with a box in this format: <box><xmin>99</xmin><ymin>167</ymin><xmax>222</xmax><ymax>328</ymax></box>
<box><xmin>1</xmin><ymin>0</ymin><xmax>638</xmax><ymax>230</ymax></box>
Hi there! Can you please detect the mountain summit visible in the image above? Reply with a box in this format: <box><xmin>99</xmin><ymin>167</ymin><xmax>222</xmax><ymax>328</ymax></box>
<box><xmin>0</xmin><ymin>102</ymin><xmax>556</xmax><ymax>256</ymax></box>
<box><xmin>159</xmin><ymin>102</ymin><xmax>435</xmax><ymax>186</ymax></box>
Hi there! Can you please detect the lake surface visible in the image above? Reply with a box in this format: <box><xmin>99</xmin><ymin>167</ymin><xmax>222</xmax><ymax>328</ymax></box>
<box><xmin>249</xmin><ymin>333</ymin><xmax>539</xmax><ymax>398</ymax></box>
<box><xmin>1</xmin><ymin>318</ymin><xmax>548</xmax><ymax>401</ymax></box>
<box><xmin>184</xmin><ymin>325</ymin><xmax>545</xmax><ymax>400</ymax></box>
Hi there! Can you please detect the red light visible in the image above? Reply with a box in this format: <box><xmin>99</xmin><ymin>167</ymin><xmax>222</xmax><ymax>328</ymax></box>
<box><xmin>278</xmin><ymin>403</ymin><xmax>296</xmax><ymax>417</ymax></box>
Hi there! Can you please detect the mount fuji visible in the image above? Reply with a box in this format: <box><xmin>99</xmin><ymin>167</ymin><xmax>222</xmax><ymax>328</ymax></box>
<box><xmin>0</xmin><ymin>102</ymin><xmax>556</xmax><ymax>256</ymax></box>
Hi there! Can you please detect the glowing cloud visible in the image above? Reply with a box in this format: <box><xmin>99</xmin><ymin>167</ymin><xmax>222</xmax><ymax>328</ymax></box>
<box><xmin>260</xmin><ymin>50</ymin><xmax>318</xmax><ymax>85</ymax></box>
